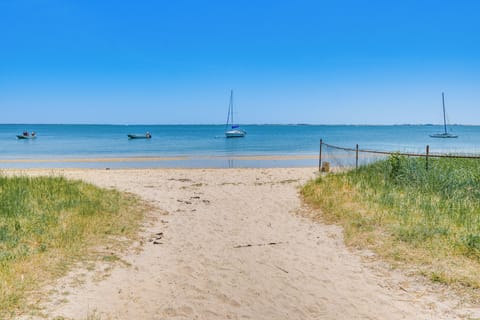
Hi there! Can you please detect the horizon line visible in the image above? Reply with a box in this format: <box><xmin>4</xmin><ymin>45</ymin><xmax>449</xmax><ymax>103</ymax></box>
<box><xmin>0</xmin><ymin>123</ymin><xmax>476</xmax><ymax>126</ymax></box>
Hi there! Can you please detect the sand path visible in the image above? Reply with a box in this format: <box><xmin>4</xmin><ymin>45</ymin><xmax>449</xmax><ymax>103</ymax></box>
<box><xmin>20</xmin><ymin>168</ymin><xmax>477</xmax><ymax>319</ymax></box>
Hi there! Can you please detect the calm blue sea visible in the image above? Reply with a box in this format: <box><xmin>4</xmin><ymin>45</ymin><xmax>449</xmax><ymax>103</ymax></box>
<box><xmin>0</xmin><ymin>124</ymin><xmax>478</xmax><ymax>168</ymax></box>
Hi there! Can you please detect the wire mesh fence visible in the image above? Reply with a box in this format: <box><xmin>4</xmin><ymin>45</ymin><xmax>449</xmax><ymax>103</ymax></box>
<box><xmin>318</xmin><ymin>139</ymin><xmax>480</xmax><ymax>172</ymax></box>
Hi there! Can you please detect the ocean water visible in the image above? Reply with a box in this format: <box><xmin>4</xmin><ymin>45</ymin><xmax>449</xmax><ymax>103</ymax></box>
<box><xmin>0</xmin><ymin>124</ymin><xmax>478</xmax><ymax>168</ymax></box>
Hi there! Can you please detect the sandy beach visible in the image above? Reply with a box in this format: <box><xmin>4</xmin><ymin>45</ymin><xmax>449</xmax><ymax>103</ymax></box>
<box><xmin>13</xmin><ymin>167</ymin><xmax>478</xmax><ymax>319</ymax></box>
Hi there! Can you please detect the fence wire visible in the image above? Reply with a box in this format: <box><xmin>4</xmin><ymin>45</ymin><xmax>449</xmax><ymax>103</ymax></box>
<box><xmin>318</xmin><ymin>140</ymin><xmax>480</xmax><ymax>172</ymax></box>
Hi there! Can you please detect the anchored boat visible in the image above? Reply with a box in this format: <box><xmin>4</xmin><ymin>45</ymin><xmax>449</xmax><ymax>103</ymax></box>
<box><xmin>225</xmin><ymin>90</ymin><xmax>246</xmax><ymax>138</ymax></box>
<box><xmin>17</xmin><ymin>131</ymin><xmax>37</xmax><ymax>139</ymax></box>
<box><xmin>128</xmin><ymin>132</ymin><xmax>152</xmax><ymax>139</ymax></box>
<box><xmin>430</xmin><ymin>92</ymin><xmax>458</xmax><ymax>138</ymax></box>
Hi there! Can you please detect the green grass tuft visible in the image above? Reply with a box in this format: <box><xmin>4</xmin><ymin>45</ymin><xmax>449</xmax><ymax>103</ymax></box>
<box><xmin>302</xmin><ymin>155</ymin><xmax>480</xmax><ymax>293</ymax></box>
<box><xmin>0</xmin><ymin>175</ymin><xmax>145</xmax><ymax>318</ymax></box>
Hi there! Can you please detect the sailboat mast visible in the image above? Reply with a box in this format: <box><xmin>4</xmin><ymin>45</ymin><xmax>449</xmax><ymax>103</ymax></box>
<box><xmin>225</xmin><ymin>90</ymin><xmax>233</xmax><ymax>130</ymax></box>
<box><xmin>230</xmin><ymin>90</ymin><xmax>234</xmax><ymax>127</ymax></box>
<box><xmin>442</xmin><ymin>92</ymin><xmax>447</xmax><ymax>134</ymax></box>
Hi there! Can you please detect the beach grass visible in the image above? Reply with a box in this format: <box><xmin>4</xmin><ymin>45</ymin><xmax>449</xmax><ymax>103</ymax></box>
<box><xmin>302</xmin><ymin>155</ymin><xmax>480</xmax><ymax>294</ymax></box>
<box><xmin>0</xmin><ymin>174</ymin><xmax>145</xmax><ymax>318</ymax></box>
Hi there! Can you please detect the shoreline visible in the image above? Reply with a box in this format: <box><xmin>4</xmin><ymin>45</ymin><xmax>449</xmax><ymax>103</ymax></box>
<box><xmin>0</xmin><ymin>154</ymin><xmax>319</xmax><ymax>170</ymax></box>
<box><xmin>0</xmin><ymin>154</ymin><xmax>318</xmax><ymax>163</ymax></box>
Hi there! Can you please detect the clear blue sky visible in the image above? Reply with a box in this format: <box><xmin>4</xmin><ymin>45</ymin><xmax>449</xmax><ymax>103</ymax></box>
<box><xmin>1</xmin><ymin>0</ymin><xmax>479</xmax><ymax>125</ymax></box>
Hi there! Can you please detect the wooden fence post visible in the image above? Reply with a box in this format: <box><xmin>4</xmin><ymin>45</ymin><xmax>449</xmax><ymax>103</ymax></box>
<box><xmin>426</xmin><ymin>145</ymin><xmax>430</xmax><ymax>171</ymax></box>
<box><xmin>319</xmin><ymin>139</ymin><xmax>323</xmax><ymax>172</ymax></box>
<box><xmin>355</xmin><ymin>144</ymin><xmax>359</xmax><ymax>169</ymax></box>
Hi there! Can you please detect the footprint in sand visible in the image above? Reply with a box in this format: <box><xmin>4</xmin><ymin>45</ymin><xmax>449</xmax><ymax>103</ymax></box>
<box><xmin>163</xmin><ymin>306</ymin><xmax>193</xmax><ymax>317</ymax></box>
<box><xmin>149</xmin><ymin>232</ymin><xmax>164</xmax><ymax>244</ymax></box>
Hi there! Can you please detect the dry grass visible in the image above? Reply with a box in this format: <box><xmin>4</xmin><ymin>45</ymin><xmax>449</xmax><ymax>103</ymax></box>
<box><xmin>0</xmin><ymin>175</ymin><xmax>146</xmax><ymax>318</ymax></box>
<box><xmin>301</xmin><ymin>156</ymin><xmax>480</xmax><ymax>301</ymax></box>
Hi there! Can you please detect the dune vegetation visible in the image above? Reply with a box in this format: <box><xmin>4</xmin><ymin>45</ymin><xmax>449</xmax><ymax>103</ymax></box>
<box><xmin>302</xmin><ymin>155</ymin><xmax>480</xmax><ymax>295</ymax></box>
<box><xmin>0</xmin><ymin>174</ymin><xmax>145</xmax><ymax>318</ymax></box>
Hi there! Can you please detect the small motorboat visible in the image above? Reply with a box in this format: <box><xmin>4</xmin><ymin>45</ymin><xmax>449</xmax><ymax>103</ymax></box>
<box><xmin>17</xmin><ymin>131</ymin><xmax>37</xmax><ymax>139</ymax></box>
<box><xmin>128</xmin><ymin>132</ymin><xmax>152</xmax><ymax>139</ymax></box>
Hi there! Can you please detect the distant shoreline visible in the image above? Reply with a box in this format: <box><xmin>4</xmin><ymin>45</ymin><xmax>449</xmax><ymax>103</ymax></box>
<box><xmin>0</xmin><ymin>123</ymin><xmax>477</xmax><ymax>127</ymax></box>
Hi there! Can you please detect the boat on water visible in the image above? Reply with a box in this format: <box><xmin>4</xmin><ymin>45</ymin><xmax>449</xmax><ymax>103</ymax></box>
<box><xmin>225</xmin><ymin>90</ymin><xmax>246</xmax><ymax>138</ymax></box>
<box><xmin>128</xmin><ymin>132</ymin><xmax>152</xmax><ymax>139</ymax></box>
<box><xmin>17</xmin><ymin>131</ymin><xmax>37</xmax><ymax>139</ymax></box>
<box><xmin>430</xmin><ymin>92</ymin><xmax>458</xmax><ymax>138</ymax></box>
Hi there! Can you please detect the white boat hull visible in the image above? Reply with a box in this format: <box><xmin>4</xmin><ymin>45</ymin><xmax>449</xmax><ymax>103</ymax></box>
<box><xmin>429</xmin><ymin>133</ymin><xmax>458</xmax><ymax>138</ymax></box>
<box><xmin>225</xmin><ymin>129</ymin><xmax>246</xmax><ymax>138</ymax></box>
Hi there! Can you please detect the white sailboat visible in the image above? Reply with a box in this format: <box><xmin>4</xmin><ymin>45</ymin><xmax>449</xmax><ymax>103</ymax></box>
<box><xmin>225</xmin><ymin>90</ymin><xmax>246</xmax><ymax>138</ymax></box>
<box><xmin>430</xmin><ymin>92</ymin><xmax>458</xmax><ymax>138</ymax></box>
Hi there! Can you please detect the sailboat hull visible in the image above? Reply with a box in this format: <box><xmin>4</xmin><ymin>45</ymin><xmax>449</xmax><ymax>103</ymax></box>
<box><xmin>429</xmin><ymin>133</ymin><xmax>458</xmax><ymax>138</ymax></box>
<box><xmin>225</xmin><ymin>129</ymin><xmax>246</xmax><ymax>138</ymax></box>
